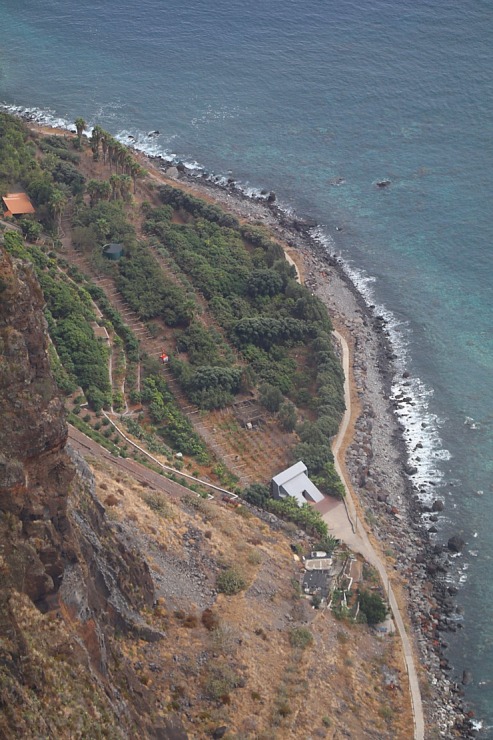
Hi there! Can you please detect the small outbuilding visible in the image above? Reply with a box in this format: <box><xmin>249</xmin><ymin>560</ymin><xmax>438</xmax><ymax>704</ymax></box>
<box><xmin>102</xmin><ymin>243</ymin><xmax>124</xmax><ymax>261</ymax></box>
<box><xmin>2</xmin><ymin>192</ymin><xmax>35</xmax><ymax>218</ymax></box>
<box><xmin>271</xmin><ymin>461</ymin><xmax>324</xmax><ymax>507</ymax></box>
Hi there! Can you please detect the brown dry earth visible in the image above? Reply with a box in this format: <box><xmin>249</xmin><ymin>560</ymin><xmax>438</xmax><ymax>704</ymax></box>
<box><xmin>84</xmin><ymin>449</ymin><xmax>414</xmax><ymax>739</ymax></box>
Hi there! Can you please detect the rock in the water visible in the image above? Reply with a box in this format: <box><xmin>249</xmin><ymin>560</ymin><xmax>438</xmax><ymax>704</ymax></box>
<box><xmin>432</xmin><ymin>499</ymin><xmax>445</xmax><ymax>512</ymax></box>
<box><xmin>447</xmin><ymin>535</ymin><xmax>465</xmax><ymax>553</ymax></box>
<box><xmin>462</xmin><ymin>670</ymin><xmax>473</xmax><ymax>686</ymax></box>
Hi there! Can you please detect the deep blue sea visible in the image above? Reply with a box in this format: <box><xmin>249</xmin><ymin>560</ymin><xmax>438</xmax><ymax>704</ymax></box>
<box><xmin>1</xmin><ymin>0</ymin><xmax>492</xmax><ymax>730</ymax></box>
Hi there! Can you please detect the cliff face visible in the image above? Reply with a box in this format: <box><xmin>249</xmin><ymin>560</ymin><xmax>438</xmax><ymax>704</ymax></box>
<box><xmin>0</xmin><ymin>246</ymin><xmax>183</xmax><ymax>738</ymax></box>
<box><xmin>0</xmin><ymin>247</ymin><xmax>73</xmax><ymax>605</ymax></box>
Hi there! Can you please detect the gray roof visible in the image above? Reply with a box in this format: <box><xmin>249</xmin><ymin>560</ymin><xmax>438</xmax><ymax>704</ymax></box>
<box><xmin>103</xmin><ymin>243</ymin><xmax>124</xmax><ymax>254</ymax></box>
<box><xmin>272</xmin><ymin>461</ymin><xmax>307</xmax><ymax>487</ymax></box>
<box><xmin>272</xmin><ymin>461</ymin><xmax>324</xmax><ymax>506</ymax></box>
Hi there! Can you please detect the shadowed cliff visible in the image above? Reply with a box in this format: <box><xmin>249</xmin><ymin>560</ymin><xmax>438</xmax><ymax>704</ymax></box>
<box><xmin>0</xmin><ymin>245</ymin><xmax>185</xmax><ymax>738</ymax></box>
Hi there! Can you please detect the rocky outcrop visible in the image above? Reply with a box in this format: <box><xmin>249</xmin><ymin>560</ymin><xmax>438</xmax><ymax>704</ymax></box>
<box><xmin>0</xmin><ymin>247</ymin><xmax>73</xmax><ymax>605</ymax></box>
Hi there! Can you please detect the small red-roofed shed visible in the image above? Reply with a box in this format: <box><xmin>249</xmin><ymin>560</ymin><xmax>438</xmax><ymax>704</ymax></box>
<box><xmin>2</xmin><ymin>192</ymin><xmax>35</xmax><ymax>218</ymax></box>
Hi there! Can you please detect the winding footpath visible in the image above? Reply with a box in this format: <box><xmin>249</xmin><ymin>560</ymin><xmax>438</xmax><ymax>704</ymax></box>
<box><xmin>328</xmin><ymin>329</ymin><xmax>425</xmax><ymax>740</ymax></box>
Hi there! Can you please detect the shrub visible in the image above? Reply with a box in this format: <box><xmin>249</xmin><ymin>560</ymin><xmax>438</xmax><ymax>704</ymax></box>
<box><xmin>204</xmin><ymin>665</ymin><xmax>242</xmax><ymax>701</ymax></box>
<box><xmin>201</xmin><ymin>608</ymin><xmax>220</xmax><ymax>631</ymax></box>
<box><xmin>289</xmin><ymin>627</ymin><xmax>313</xmax><ymax>650</ymax></box>
<box><xmin>140</xmin><ymin>492</ymin><xmax>172</xmax><ymax>518</ymax></box>
<box><xmin>216</xmin><ymin>567</ymin><xmax>246</xmax><ymax>595</ymax></box>
<box><xmin>247</xmin><ymin>549</ymin><xmax>262</xmax><ymax>565</ymax></box>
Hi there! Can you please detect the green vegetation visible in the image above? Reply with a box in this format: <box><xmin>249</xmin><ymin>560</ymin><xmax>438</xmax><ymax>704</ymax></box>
<box><xmin>216</xmin><ymin>567</ymin><xmax>247</xmax><ymax>595</ymax></box>
<box><xmin>358</xmin><ymin>590</ymin><xmax>388</xmax><ymax>625</ymax></box>
<box><xmin>289</xmin><ymin>627</ymin><xmax>313</xmax><ymax>650</ymax></box>
<box><xmin>116</xmin><ymin>245</ymin><xmax>195</xmax><ymax>326</ymax></box>
<box><xmin>2</xmin><ymin>232</ymin><xmax>111</xmax><ymax>409</ymax></box>
<box><xmin>140</xmin><ymin>369</ymin><xmax>208</xmax><ymax>460</ymax></box>
<box><xmin>0</xmin><ymin>112</ymin><xmax>346</xmax><ymax>506</ymax></box>
<box><xmin>243</xmin><ymin>482</ymin><xmax>329</xmax><ymax>536</ymax></box>
<box><xmin>142</xmin><ymin>197</ymin><xmax>344</xmax><ymax>467</ymax></box>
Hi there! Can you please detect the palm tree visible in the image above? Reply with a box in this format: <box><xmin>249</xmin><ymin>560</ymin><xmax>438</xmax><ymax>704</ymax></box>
<box><xmin>101</xmin><ymin>130</ymin><xmax>109</xmax><ymax>164</ymax></box>
<box><xmin>123</xmin><ymin>153</ymin><xmax>134</xmax><ymax>175</ymax></box>
<box><xmin>99</xmin><ymin>179</ymin><xmax>111</xmax><ymax>201</ymax></box>
<box><xmin>117</xmin><ymin>145</ymin><xmax>127</xmax><ymax>174</ymax></box>
<box><xmin>90</xmin><ymin>125</ymin><xmax>104</xmax><ymax>160</ymax></box>
<box><xmin>74</xmin><ymin>117</ymin><xmax>86</xmax><ymax>148</ymax></box>
<box><xmin>111</xmin><ymin>142</ymin><xmax>123</xmax><ymax>173</ymax></box>
<box><xmin>120</xmin><ymin>174</ymin><xmax>132</xmax><ymax>202</ymax></box>
<box><xmin>109</xmin><ymin>174</ymin><xmax>121</xmax><ymax>200</ymax></box>
<box><xmin>86</xmin><ymin>179</ymin><xmax>101</xmax><ymax>207</ymax></box>
<box><xmin>106</xmin><ymin>139</ymin><xmax>116</xmax><ymax>172</ymax></box>
<box><xmin>50</xmin><ymin>188</ymin><xmax>67</xmax><ymax>234</ymax></box>
<box><xmin>130</xmin><ymin>161</ymin><xmax>147</xmax><ymax>194</ymax></box>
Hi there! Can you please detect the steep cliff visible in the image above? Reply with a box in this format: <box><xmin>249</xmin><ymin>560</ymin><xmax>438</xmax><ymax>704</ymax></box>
<box><xmin>0</xmin><ymin>245</ymin><xmax>184</xmax><ymax>738</ymax></box>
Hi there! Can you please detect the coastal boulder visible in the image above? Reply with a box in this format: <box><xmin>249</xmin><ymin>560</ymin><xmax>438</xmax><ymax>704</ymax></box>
<box><xmin>447</xmin><ymin>535</ymin><xmax>465</xmax><ymax>553</ymax></box>
<box><xmin>432</xmin><ymin>499</ymin><xmax>445</xmax><ymax>512</ymax></box>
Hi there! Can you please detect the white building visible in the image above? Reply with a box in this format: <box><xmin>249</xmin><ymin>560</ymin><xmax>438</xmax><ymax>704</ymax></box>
<box><xmin>271</xmin><ymin>461</ymin><xmax>324</xmax><ymax>507</ymax></box>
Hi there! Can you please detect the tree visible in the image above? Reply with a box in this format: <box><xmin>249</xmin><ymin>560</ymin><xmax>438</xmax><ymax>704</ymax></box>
<box><xmin>243</xmin><ymin>483</ymin><xmax>270</xmax><ymax>506</ymax></box>
<box><xmin>100</xmin><ymin>130</ymin><xmax>109</xmax><ymax>164</ymax></box>
<box><xmin>49</xmin><ymin>188</ymin><xmax>67</xmax><ymax>234</ymax></box>
<box><xmin>278</xmin><ymin>401</ymin><xmax>297</xmax><ymax>432</ymax></box>
<box><xmin>358</xmin><ymin>590</ymin><xmax>387</xmax><ymax>625</ymax></box>
<box><xmin>109</xmin><ymin>174</ymin><xmax>121</xmax><ymax>201</ymax></box>
<box><xmin>74</xmin><ymin>117</ymin><xmax>86</xmax><ymax>148</ymax></box>
<box><xmin>19</xmin><ymin>218</ymin><xmax>42</xmax><ymax>242</ymax></box>
<box><xmin>90</xmin><ymin>125</ymin><xmax>104</xmax><ymax>160</ymax></box>
<box><xmin>259</xmin><ymin>382</ymin><xmax>283</xmax><ymax>412</ymax></box>
<box><xmin>86</xmin><ymin>179</ymin><xmax>102</xmax><ymax>207</ymax></box>
<box><xmin>119</xmin><ymin>174</ymin><xmax>132</xmax><ymax>202</ymax></box>
<box><xmin>130</xmin><ymin>160</ymin><xmax>146</xmax><ymax>193</ymax></box>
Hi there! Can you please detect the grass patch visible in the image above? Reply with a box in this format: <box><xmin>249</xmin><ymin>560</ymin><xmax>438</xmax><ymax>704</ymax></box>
<box><xmin>289</xmin><ymin>627</ymin><xmax>313</xmax><ymax>650</ymax></box>
<box><xmin>140</xmin><ymin>491</ymin><xmax>173</xmax><ymax>518</ymax></box>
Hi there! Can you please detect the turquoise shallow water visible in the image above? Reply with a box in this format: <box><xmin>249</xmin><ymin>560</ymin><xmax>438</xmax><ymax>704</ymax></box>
<box><xmin>1</xmin><ymin>0</ymin><xmax>493</xmax><ymax>729</ymax></box>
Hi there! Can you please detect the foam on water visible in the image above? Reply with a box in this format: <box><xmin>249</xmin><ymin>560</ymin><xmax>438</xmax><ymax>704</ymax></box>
<box><xmin>1</xmin><ymin>103</ymin><xmax>77</xmax><ymax>132</ymax></box>
<box><xmin>311</xmin><ymin>225</ymin><xmax>451</xmax><ymax>502</ymax></box>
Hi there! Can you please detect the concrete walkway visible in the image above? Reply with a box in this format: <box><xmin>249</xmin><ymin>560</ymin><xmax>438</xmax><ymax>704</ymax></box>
<box><xmin>319</xmin><ymin>329</ymin><xmax>425</xmax><ymax>740</ymax></box>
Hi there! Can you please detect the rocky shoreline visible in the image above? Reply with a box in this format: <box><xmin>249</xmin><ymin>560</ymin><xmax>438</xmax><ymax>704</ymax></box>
<box><xmin>144</xmin><ymin>159</ymin><xmax>476</xmax><ymax>737</ymax></box>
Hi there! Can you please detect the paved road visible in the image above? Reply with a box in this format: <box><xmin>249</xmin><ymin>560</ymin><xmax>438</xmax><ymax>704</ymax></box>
<box><xmin>320</xmin><ymin>330</ymin><xmax>425</xmax><ymax>740</ymax></box>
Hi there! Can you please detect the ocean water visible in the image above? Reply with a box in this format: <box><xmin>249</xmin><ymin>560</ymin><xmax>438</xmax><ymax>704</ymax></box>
<box><xmin>1</xmin><ymin>0</ymin><xmax>493</xmax><ymax>729</ymax></box>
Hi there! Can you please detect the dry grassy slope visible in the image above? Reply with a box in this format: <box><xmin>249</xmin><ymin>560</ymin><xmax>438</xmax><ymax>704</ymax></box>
<box><xmin>91</xmin><ymin>460</ymin><xmax>413</xmax><ymax>739</ymax></box>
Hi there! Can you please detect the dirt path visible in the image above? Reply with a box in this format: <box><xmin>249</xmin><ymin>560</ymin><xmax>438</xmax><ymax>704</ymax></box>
<box><xmin>322</xmin><ymin>329</ymin><xmax>425</xmax><ymax>740</ymax></box>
